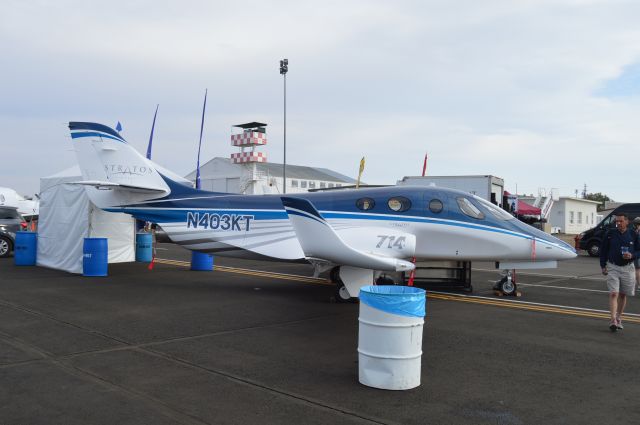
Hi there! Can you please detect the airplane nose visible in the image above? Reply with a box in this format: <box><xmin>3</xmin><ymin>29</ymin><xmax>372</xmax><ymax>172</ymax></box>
<box><xmin>554</xmin><ymin>239</ymin><xmax>577</xmax><ymax>260</ymax></box>
<box><xmin>561</xmin><ymin>247</ymin><xmax>578</xmax><ymax>260</ymax></box>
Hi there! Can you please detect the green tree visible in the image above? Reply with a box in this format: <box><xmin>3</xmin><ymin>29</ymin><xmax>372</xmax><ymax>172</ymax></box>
<box><xmin>584</xmin><ymin>192</ymin><xmax>613</xmax><ymax>211</ymax></box>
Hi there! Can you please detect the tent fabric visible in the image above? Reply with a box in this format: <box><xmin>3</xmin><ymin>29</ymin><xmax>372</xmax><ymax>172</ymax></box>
<box><xmin>37</xmin><ymin>183</ymin><xmax>90</xmax><ymax>273</ymax></box>
<box><xmin>37</xmin><ymin>166</ymin><xmax>135</xmax><ymax>274</ymax></box>
<box><xmin>517</xmin><ymin>200</ymin><xmax>541</xmax><ymax>215</ymax></box>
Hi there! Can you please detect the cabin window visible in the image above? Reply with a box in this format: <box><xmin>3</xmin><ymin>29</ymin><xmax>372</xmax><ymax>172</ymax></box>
<box><xmin>356</xmin><ymin>198</ymin><xmax>375</xmax><ymax>211</ymax></box>
<box><xmin>388</xmin><ymin>196</ymin><xmax>411</xmax><ymax>212</ymax></box>
<box><xmin>457</xmin><ymin>197</ymin><xmax>485</xmax><ymax>219</ymax></box>
<box><xmin>473</xmin><ymin>195</ymin><xmax>514</xmax><ymax>220</ymax></box>
<box><xmin>428</xmin><ymin>199</ymin><xmax>443</xmax><ymax>214</ymax></box>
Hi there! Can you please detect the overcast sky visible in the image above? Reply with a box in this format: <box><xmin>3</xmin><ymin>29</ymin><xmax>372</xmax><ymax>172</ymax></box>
<box><xmin>2</xmin><ymin>0</ymin><xmax>639</xmax><ymax>201</ymax></box>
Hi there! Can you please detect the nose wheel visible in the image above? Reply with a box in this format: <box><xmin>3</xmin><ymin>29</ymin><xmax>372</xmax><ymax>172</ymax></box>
<box><xmin>494</xmin><ymin>270</ymin><xmax>519</xmax><ymax>296</ymax></box>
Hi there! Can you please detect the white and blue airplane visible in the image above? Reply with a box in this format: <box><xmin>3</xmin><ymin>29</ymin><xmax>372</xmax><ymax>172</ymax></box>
<box><xmin>69</xmin><ymin>122</ymin><xmax>576</xmax><ymax>300</ymax></box>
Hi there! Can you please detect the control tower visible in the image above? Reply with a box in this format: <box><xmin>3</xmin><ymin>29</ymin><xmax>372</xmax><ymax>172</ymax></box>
<box><xmin>230</xmin><ymin>122</ymin><xmax>267</xmax><ymax>164</ymax></box>
<box><xmin>231</xmin><ymin>122</ymin><xmax>268</xmax><ymax>194</ymax></box>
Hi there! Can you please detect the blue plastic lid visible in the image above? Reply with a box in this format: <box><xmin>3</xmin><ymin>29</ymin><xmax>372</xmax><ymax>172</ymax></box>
<box><xmin>359</xmin><ymin>285</ymin><xmax>426</xmax><ymax>318</ymax></box>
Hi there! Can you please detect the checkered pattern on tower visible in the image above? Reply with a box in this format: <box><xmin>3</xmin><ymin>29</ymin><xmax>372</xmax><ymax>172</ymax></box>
<box><xmin>231</xmin><ymin>151</ymin><xmax>267</xmax><ymax>164</ymax></box>
<box><xmin>230</xmin><ymin>131</ymin><xmax>267</xmax><ymax>147</ymax></box>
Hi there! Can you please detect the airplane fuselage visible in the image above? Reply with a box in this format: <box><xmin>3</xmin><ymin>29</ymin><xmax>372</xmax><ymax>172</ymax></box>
<box><xmin>109</xmin><ymin>183</ymin><xmax>576</xmax><ymax>265</ymax></box>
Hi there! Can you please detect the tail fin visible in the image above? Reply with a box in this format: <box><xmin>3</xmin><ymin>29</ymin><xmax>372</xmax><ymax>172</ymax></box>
<box><xmin>70</xmin><ymin>122</ymin><xmax>171</xmax><ymax>208</ymax></box>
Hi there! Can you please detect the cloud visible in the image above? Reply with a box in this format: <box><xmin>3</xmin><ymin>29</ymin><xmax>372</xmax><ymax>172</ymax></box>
<box><xmin>1</xmin><ymin>0</ymin><xmax>640</xmax><ymax>202</ymax></box>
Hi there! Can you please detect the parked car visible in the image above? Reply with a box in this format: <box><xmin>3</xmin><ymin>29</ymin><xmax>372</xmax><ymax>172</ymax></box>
<box><xmin>576</xmin><ymin>203</ymin><xmax>640</xmax><ymax>257</ymax></box>
<box><xmin>0</xmin><ymin>206</ymin><xmax>27</xmax><ymax>258</ymax></box>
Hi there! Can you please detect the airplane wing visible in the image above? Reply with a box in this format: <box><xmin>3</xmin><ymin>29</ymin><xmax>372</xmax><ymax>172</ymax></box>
<box><xmin>281</xmin><ymin>197</ymin><xmax>414</xmax><ymax>272</ymax></box>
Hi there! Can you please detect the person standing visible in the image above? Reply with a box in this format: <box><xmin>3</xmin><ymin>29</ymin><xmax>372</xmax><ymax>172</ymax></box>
<box><xmin>634</xmin><ymin>217</ymin><xmax>640</xmax><ymax>288</ymax></box>
<box><xmin>600</xmin><ymin>212</ymin><xmax>640</xmax><ymax>331</ymax></box>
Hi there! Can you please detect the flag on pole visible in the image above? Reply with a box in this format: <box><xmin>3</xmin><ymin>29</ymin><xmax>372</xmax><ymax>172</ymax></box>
<box><xmin>115</xmin><ymin>121</ymin><xmax>123</xmax><ymax>132</ymax></box>
<box><xmin>146</xmin><ymin>104</ymin><xmax>159</xmax><ymax>160</ymax></box>
<box><xmin>356</xmin><ymin>156</ymin><xmax>365</xmax><ymax>189</ymax></box>
<box><xmin>421</xmin><ymin>152</ymin><xmax>428</xmax><ymax>176</ymax></box>
<box><xmin>195</xmin><ymin>89</ymin><xmax>208</xmax><ymax>190</ymax></box>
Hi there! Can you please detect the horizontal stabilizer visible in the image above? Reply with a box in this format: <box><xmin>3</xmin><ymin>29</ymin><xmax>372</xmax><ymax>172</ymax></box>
<box><xmin>71</xmin><ymin>180</ymin><xmax>167</xmax><ymax>194</ymax></box>
<box><xmin>281</xmin><ymin>197</ymin><xmax>414</xmax><ymax>272</ymax></box>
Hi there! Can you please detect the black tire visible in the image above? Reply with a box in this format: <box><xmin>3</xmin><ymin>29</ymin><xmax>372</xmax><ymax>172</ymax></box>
<box><xmin>330</xmin><ymin>267</ymin><xmax>359</xmax><ymax>303</ymax></box>
<box><xmin>329</xmin><ymin>266</ymin><xmax>341</xmax><ymax>283</ymax></box>
<box><xmin>587</xmin><ymin>241</ymin><xmax>600</xmax><ymax>257</ymax></box>
<box><xmin>375</xmin><ymin>275</ymin><xmax>395</xmax><ymax>285</ymax></box>
<box><xmin>0</xmin><ymin>236</ymin><xmax>12</xmax><ymax>258</ymax></box>
<box><xmin>334</xmin><ymin>281</ymin><xmax>354</xmax><ymax>303</ymax></box>
<box><xmin>497</xmin><ymin>276</ymin><xmax>517</xmax><ymax>296</ymax></box>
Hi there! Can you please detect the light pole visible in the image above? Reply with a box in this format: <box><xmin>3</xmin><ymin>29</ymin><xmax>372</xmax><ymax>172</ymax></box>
<box><xmin>280</xmin><ymin>58</ymin><xmax>288</xmax><ymax>193</ymax></box>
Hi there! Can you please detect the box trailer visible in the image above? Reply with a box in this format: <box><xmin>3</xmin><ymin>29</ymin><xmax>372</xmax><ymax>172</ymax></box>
<box><xmin>397</xmin><ymin>175</ymin><xmax>504</xmax><ymax>205</ymax></box>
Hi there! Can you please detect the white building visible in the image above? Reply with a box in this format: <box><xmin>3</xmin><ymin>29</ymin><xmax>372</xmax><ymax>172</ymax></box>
<box><xmin>185</xmin><ymin>122</ymin><xmax>357</xmax><ymax>194</ymax></box>
<box><xmin>185</xmin><ymin>157</ymin><xmax>357</xmax><ymax>194</ymax></box>
<box><xmin>547</xmin><ymin>197</ymin><xmax>600</xmax><ymax>234</ymax></box>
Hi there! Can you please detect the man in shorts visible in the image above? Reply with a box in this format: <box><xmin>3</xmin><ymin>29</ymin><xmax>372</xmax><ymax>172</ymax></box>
<box><xmin>634</xmin><ymin>217</ymin><xmax>640</xmax><ymax>287</ymax></box>
<box><xmin>600</xmin><ymin>212</ymin><xmax>640</xmax><ymax>331</ymax></box>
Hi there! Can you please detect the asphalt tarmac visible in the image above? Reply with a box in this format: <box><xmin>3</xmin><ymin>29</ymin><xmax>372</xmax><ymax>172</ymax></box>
<box><xmin>1</xmin><ymin>245</ymin><xmax>639</xmax><ymax>425</ymax></box>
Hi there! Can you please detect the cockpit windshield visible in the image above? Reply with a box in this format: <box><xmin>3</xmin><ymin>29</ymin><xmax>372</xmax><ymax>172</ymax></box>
<box><xmin>456</xmin><ymin>197</ymin><xmax>485</xmax><ymax>219</ymax></box>
<box><xmin>473</xmin><ymin>195</ymin><xmax>515</xmax><ymax>221</ymax></box>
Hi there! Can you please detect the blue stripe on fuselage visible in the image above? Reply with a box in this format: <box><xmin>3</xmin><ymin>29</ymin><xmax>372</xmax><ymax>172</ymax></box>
<box><xmin>116</xmin><ymin>181</ymin><xmax>574</xmax><ymax>254</ymax></box>
<box><xmin>109</xmin><ymin>206</ymin><xmax>574</xmax><ymax>254</ymax></box>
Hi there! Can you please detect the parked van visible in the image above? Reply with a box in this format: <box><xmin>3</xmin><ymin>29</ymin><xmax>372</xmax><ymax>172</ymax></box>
<box><xmin>576</xmin><ymin>203</ymin><xmax>640</xmax><ymax>257</ymax></box>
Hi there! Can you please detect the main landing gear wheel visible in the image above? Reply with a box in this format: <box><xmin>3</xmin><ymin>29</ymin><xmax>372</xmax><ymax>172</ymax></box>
<box><xmin>330</xmin><ymin>267</ymin><xmax>356</xmax><ymax>303</ymax></box>
<box><xmin>334</xmin><ymin>282</ymin><xmax>353</xmax><ymax>303</ymax></box>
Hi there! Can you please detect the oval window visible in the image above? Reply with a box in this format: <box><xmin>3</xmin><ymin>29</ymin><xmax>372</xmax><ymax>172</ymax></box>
<box><xmin>387</xmin><ymin>196</ymin><xmax>411</xmax><ymax>212</ymax></box>
<box><xmin>356</xmin><ymin>198</ymin><xmax>375</xmax><ymax>211</ymax></box>
<box><xmin>429</xmin><ymin>199</ymin><xmax>443</xmax><ymax>213</ymax></box>
<box><xmin>457</xmin><ymin>197</ymin><xmax>485</xmax><ymax>219</ymax></box>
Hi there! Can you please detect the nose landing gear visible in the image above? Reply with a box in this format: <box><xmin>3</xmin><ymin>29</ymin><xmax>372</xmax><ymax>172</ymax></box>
<box><xmin>494</xmin><ymin>269</ymin><xmax>520</xmax><ymax>297</ymax></box>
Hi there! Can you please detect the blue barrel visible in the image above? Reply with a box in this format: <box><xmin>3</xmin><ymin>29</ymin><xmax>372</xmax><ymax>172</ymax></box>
<box><xmin>83</xmin><ymin>238</ymin><xmax>108</xmax><ymax>277</ymax></box>
<box><xmin>14</xmin><ymin>232</ymin><xmax>37</xmax><ymax>266</ymax></box>
<box><xmin>136</xmin><ymin>233</ymin><xmax>153</xmax><ymax>262</ymax></box>
<box><xmin>191</xmin><ymin>251</ymin><xmax>214</xmax><ymax>271</ymax></box>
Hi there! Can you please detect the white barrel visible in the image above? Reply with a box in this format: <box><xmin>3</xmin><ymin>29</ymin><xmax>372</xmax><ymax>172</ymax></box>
<box><xmin>358</xmin><ymin>285</ymin><xmax>426</xmax><ymax>390</ymax></box>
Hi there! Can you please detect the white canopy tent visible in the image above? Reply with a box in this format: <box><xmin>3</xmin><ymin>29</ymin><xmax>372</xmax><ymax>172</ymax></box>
<box><xmin>37</xmin><ymin>166</ymin><xmax>135</xmax><ymax>274</ymax></box>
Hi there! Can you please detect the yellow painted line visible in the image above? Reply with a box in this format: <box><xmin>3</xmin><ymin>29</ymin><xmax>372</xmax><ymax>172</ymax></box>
<box><xmin>428</xmin><ymin>293</ymin><xmax>640</xmax><ymax>324</ymax></box>
<box><xmin>154</xmin><ymin>258</ymin><xmax>332</xmax><ymax>285</ymax></box>
<box><xmin>154</xmin><ymin>257</ymin><xmax>639</xmax><ymax>324</ymax></box>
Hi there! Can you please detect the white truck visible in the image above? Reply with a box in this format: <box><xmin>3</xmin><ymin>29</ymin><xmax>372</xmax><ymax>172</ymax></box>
<box><xmin>397</xmin><ymin>175</ymin><xmax>505</xmax><ymax>206</ymax></box>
